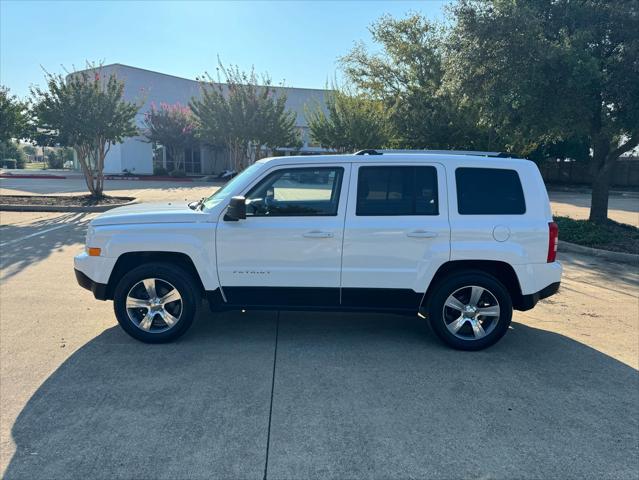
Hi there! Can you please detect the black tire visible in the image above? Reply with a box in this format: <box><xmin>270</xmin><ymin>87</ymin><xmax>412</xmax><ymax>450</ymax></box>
<box><xmin>113</xmin><ymin>262</ymin><xmax>200</xmax><ymax>343</ymax></box>
<box><xmin>426</xmin><ymin>270</ymin><xmax>513</xmax><ymax>351</ymax></box>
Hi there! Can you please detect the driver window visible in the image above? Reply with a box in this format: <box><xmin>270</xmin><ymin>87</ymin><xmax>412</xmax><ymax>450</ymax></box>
<box><xmin>245</xmin><ymin>167</ymin><xmax>343</xmax><ymax>217</ymax></box>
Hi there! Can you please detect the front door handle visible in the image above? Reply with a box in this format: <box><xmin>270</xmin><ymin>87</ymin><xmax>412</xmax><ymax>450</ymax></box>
<box><xmin>406</xmin><ymin>230</ymin><xmax>438</xmax><ymax>238</ymax></box>
<box><xmin>303</xmin><ymin>230</ymin><xmax>334</xmax><ymax>238</ymax></box>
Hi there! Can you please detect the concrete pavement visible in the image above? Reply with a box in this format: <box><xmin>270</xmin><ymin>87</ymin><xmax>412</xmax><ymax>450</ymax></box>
<box><xmin>549</xmin><ymin>190</ymin><xmax>638</xmax><ymax>227</ymax></box>
<box><xmin>0</xmin><ymin>177</ymin><xmax>217</xmax><ymax>204</ymax></box>
<box><xmin>1</xmin><ymin>209</ymin><xmax>637</xmax><ymax>479</ymax></box>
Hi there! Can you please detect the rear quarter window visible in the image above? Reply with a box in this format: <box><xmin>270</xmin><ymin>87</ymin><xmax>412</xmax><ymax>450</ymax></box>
<box><xmin>455</xmin><ymin>167</ymin><xmax>526</xmax><ymax>215</ymax></box>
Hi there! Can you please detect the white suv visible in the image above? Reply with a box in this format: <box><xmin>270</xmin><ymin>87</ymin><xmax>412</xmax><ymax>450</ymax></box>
<box><xmin>74</xmin><ymin>152</ymin><xmax>561</xmax><ymax>350</ymax></box>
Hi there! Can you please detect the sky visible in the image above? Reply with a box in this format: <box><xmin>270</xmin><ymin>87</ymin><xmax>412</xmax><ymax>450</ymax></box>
<box><xmin>0</xmin><ymin>0</ymin><xmax>450</xmax><ymax>99</ymax></box>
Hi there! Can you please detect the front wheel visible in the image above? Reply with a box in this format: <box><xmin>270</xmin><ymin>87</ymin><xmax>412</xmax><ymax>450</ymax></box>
<box><xmin>113</xmin><ymin>262</ymin><xmax>199</xmax><ymax>343</ymax></box>
<box><xmin>426</xmin><ymin>271</ymin><xmax>513</xmax><ymax>350</ymax></box>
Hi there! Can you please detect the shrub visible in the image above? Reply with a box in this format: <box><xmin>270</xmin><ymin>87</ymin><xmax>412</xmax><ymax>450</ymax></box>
<box><xmin>0</xmin><ymin>141</ymin><xmax>26</xmax><ymax>168</ymax></box>
<box><xmin>153</xmin><ymin>166</ymin><xmax>169</xmax><ymax>176</ymax></box>
<box><xmin>47</xmin><ymin>150</ymin><xmax>64</xmax><ymax>169</ymax></box>
<box><xmin>169</xmin><ymin>169</ymin><xmax>186</xmax><ymax>178</ymax></box>
<box><xmin>554</xmin><ymin>216</ymin><xmax>638</xmax><ymax>254</ymax></box>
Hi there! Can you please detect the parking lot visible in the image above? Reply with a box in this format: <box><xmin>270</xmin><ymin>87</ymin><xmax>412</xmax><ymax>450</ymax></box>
<box><xmin>1</xmin><ymin>179</ymin><xmax>638</xmax><ymax>479</ymax></box>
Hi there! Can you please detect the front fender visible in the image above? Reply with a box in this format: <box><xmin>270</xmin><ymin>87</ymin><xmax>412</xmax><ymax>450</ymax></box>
<box><xmin>93</xmin><ymin>222</ymin><xmax>218</xmax><ymax>290</ymax></box>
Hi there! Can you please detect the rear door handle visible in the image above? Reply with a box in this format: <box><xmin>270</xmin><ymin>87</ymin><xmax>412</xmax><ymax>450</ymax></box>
<box><xmin>406</xmin><ymin>230</ymin><xmax>438</xmax><ymax>238</ymax></box>
<box><xmin>303</xmin><ymin>230</ymin><xmax>334</xmax><ymax>238</ymax></box>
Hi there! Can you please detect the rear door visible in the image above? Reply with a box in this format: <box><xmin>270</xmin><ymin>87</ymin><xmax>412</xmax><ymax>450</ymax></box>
<box><xmin>341</xmin><ymin>162</ymin><xmax>450</xmax><ymax>310</ymax></box>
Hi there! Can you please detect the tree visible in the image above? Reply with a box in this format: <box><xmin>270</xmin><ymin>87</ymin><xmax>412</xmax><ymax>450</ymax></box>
<box><xmin>0</xmin><ymin>141</ymin><xmax>26</xmax><ymax>168</ymax></box>
<box><xmin>306</xmin><ymin>86</ymin><xmax>391</xmax><ymax>152</ymax></box>
<box><xmin>190</xmin><ymin>62</ymin><xmax>300</xmax><ymax>171</ymax></box>
<box><xmin>31</xmin><ymin>65</ymin><xmax>138</xmax><ymax>197</ymax></box>
<box><xmin>46</xmin><ymin>147</ymin><xmax>73</xmax><ymax>169</ymax></box>
<box><xmin>22</xmin><ymin>144</ymin><xmax>36</xmax><ymax>156</ymax></box>
<box><xmin>527</xmin><ymin>137</ymin><xmax>591</xmax><ymax>165</ymax></box>
<box><xmin>0</xmin><ymin>86</ymin><xmax>29</xmax><ymax>143</ymax></box>
<box><xmin>447</xmin><ymin>0</ymin><xmax>639</xmax><ymax>223</ymax></box>
<box><xmin>341</xmin><ymin>13</ymin><xmax>492</xmax><ymax>150</ymax></box>
<box><xmin>142</xmin><ymin>102</ymin><xmax>197</xmax><ymax>174</ymax></box>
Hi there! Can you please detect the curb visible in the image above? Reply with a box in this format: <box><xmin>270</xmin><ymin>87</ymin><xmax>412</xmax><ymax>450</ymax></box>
<box><xmin>103</xmin><ymin>175</ymin><xmax>196</xmax><ymax>182</ymax></box>
<box><xmin>0</xmin><ymin>173</ymin><xmax>203</xmax><ymax>182</ymax></box>
<box><xmin>547</xmin><ymin>185</ymin><xmax>639</xmax><ymax>198</ymax></box>
<box><xmin>559</xmin><ymin>240</ymin><xmax>639</xmax><ymax>263</ymax></box>
<box><xmin>0</xmin><ymin>174</ymin><xmax>66</xmax><ymax>179</ymax></box>
<box><xmin>0</xmin><ymin>199</ymin><xmax>137</xmax><ymax>213</ymax></box>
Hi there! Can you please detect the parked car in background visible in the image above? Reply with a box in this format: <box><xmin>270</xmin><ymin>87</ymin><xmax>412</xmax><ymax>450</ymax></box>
<box><xmin>74</xmin><ymin>151</ymin><xmax>561</xmax><ymax>350</ymax></box>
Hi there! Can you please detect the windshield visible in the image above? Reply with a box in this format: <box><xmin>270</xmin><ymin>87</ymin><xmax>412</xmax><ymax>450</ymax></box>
<box><xmin>201</xmin><ymin>163</ymin><xmax>263</xmax><ymax>211</ymax></box>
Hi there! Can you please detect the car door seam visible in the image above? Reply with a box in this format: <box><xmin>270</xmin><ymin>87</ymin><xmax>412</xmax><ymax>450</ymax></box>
<box><xmin>338</xmin><ymin>163</ymin><xmax>353</xmax><ymax>305</ymax></box>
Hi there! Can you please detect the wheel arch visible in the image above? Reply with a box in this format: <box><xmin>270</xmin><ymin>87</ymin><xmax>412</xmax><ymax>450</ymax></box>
<box><xmin>106</xmin><ymin>251</ymin><xmax>205</xmax><ymax>300</ymax></box>
<box><xmin>421</xmin><ymin>260</ymin><xmax>527</xmax><ymax>311</ymax></box>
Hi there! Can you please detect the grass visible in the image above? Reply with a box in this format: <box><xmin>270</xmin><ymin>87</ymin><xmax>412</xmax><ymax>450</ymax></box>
<box><xmin>555</xmin><ymin>216</ymin><xmax>639</xmax><ymax>254</ymax></box>
<box><xmin>24</xmin><ymin>162</ymin><xmax>47</xmax><ymax>169</ymax></box>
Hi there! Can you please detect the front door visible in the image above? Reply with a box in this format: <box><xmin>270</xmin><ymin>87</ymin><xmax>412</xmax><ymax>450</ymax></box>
<box><xmin>216</xmin><ymin>164</ymin><xmax>351</xmax><ymax>307</ymax></box>
<box><xmin>341</xmin><ymin>162</ymin><xmax>450</xmax><ymax>310</ymax></box>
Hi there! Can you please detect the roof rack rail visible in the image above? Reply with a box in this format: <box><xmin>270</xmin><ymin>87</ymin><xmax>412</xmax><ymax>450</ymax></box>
<box><xmin>353</xmin><ymin>149</ymin><xmax>513</xmax><ymax>158</ymax></box>
<box><xmin>353</xmin><ymin>149</ymin><xmax>383</xmax><ymax>156</ymax></box>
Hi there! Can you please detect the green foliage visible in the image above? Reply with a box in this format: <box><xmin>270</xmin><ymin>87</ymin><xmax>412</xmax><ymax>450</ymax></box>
<box><xmin>306</xmin><ymin>87</ymin><xmax>390</xmax><ymax>152</ymax></box>
<box><xmin>0</xmin><ymin>86</ymin><xmax>30</xmax><ymax>143</ymax></box>
<box><xmin>340</xmin><ymin>13</ymin><xmax>492</xmax><ymax>150</ymax></box>
<box><xmin>554</xmin><ymin>216</ymin><xmax>639</xmax><ymax>254</ymax></box>
<box><xmin>142</xmin><ymin>102</ymin><xmax>196</xmax><ymax>173</ymax></box>
<box><xmin>46</xmin><ymin>147</ymin><xmax>73</xmax><ymax>169</ymax></box>
<box><xmin>46</xmin><ymin>149</ymin><xmax>62</xmax><ymax>169</ymax></box>
<box><xmin>169</xmin><ymin>169</ymin><xmax>187</xmax><ymax>178</ymax></box>
<box><xmin>447</xmin><ymin>0</ymin><xmax>639</xmax><ymax>221</ymax></box>
<box><xmin>0</xmin><ymin>140</ymin><xmax>26</xmax><ymax>168</ymax></box>
<box><xmin>528</xmin><ymin>137</ymin><xmax>591</xmax><ymax>164</ymax></box>
<box><xmin>190</xmin><ymin>61</ymin><xmax>301</xmax><ymax>171</ymax></box>
<box><xmin>31</xmin><ymin>64</ymin><xmax>138</xmax><ymax>197</ymax></box>
<box><xmin>21</xmin><ymin>144</ymin><xmax>36</xmax><ymax>156</ymax></box>
<box><xmin>153</xmin><ymin>165</ymin><xmax>169</xmax><ymax>176</ymax></box>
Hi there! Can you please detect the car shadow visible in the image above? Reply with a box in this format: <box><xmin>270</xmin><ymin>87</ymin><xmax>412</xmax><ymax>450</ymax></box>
<box><xmin>0</xmin><ymin>213</ymin><xmax>91</xmax><ymax>281</ymax></box>
<box><xmin>4</xmin><ymin>311</ymin><xmax>638</xmax><ymax>479</ymax></box>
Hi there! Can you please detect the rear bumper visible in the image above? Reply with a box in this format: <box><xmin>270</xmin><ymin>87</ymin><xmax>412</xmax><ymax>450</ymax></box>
<box><xmin>75</xmin><ymin>268</ymin><xmax>109</xmax><ymax>300</ymax></box>
<box><xmin>517</xmin><ymin>281</ymin><xmax>560</xmax><ymax>311</ymax></box>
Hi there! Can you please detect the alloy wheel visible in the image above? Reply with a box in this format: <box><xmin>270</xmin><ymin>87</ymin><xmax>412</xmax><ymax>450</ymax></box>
<box><xmin>442</xmin><ymin>285</ymin><xmax>501</xmax><ymax>341</ymax></box>
<box><xmin>125</xmin><ymin>278</ymin><xmax>183</xmax><ymax>333</ymax></box>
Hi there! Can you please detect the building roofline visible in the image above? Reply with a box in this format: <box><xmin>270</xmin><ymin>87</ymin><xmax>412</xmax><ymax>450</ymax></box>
<box><xmin>76</xmin><ymin>63</ymin><xmax>330</xmax><ymax>93</ymax></box>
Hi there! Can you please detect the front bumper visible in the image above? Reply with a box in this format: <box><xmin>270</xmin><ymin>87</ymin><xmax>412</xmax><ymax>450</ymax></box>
<box><xmin>74</xmin><ymin>251</ymin><xmax>117</xmax><ymax>300</ymax></box>
<box><xmin>75</xmin><ymin>268</ymin><xmax>109</xmax><ymax>300</ymax></box>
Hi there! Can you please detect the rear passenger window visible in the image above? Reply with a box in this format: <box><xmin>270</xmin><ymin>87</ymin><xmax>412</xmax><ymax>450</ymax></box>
<box><xmin>456</xmin><ymin>168</ymin><xmax>525</xmax><ymax>215</ymax></box>
<box><xmin>356</xmin><ymin>166</ymin><xmax>438</xmax><ymax>216</ymax></box>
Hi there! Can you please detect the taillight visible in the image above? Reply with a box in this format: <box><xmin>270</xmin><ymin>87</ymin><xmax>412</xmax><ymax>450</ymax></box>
<box><xmin>547</xmin><ymin>222</ymin><xmax>558</xmax><ymax>262</ymax></box>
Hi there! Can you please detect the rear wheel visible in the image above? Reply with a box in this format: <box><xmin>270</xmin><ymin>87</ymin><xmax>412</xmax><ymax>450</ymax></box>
<box><xmin>427</xmin><ymin>271</ymin><xmax>513</xmax><ymax>350</ymax></box>
<box><xmin>113</xmin><ymin>263</ymin><xmax>199</xmax><ymax>343</ymax></box>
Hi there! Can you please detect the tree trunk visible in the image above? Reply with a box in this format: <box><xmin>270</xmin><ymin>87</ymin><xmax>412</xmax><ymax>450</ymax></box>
<box><xmin>94</xmin><ymin>149</ymin><xmax>105</xmax><ymax>198</ymax></box>
<box><xmin>588</xmin><ymin>168</ymin><xmax>612</xmax><ymax>224</ymax></box>
<box><xmin>587</xmin><ymin>133</ymin><xmax>612</xmax><ymax>225</ymax></box>
<box><xmin>586</xmin><ymin>132</ymin><xmax>638</xmax><ymax>224</ymax></box>
<box><xmin>76</xmin><ymin>147</ymin><xmax>97</xmax><ymax>197</ymax></box>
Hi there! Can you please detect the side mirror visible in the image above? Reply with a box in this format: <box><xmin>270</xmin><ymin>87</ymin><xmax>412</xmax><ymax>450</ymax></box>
<box><xmin>224</xmin><ymin>196</ymin><xmax>246</xmax><ymax>221</ymax></box>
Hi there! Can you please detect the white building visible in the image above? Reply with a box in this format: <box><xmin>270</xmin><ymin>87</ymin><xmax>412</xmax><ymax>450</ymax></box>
<box><xmin>78</xmin><ymin>64</ymin><xmax>329</xmax><ymax>175</ymax></box>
